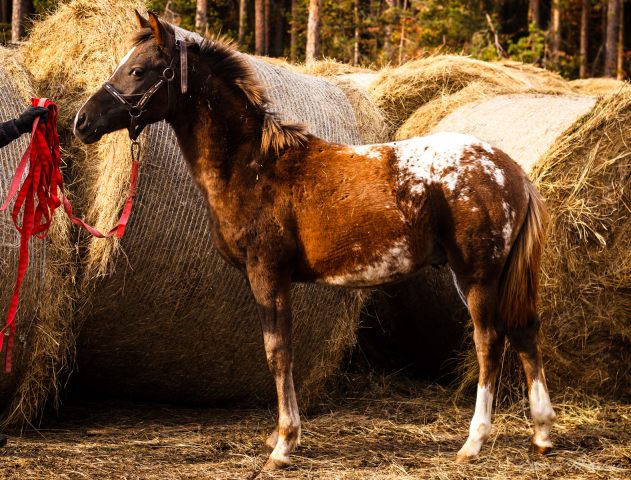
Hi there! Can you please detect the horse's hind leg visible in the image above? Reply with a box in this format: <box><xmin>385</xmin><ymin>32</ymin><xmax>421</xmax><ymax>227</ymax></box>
<box><xmin>456</xmin><ymin>280</ymin><xmax>505</xmax><ymax>463</ymax></box>
<box><xmin>507</xmin><ymin>313</ymin><xmax>556</xmax><ymax>454</ymax></box>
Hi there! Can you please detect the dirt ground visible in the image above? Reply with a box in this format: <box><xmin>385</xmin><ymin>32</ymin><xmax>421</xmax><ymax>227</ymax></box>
<box><xmin>0</xmin><ymin>378</ymin><xmax>629</xmax><ymax>479</ymax></box>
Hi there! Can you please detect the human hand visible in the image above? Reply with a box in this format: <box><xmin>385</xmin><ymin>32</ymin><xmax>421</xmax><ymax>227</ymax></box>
<box><xmin>15</xmin><ymin>106</ymin><xmax>50</xmax><ymax>134</ymax></box>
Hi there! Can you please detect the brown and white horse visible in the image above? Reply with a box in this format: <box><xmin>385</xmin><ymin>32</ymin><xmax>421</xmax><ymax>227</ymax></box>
<box><xmin>74</xmin><ymin>11</ymin><xmax>556</xmax><ymax>469</ymax></box>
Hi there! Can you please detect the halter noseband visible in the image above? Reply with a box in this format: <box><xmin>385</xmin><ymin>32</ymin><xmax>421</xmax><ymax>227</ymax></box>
<box><xmin>103</xmin><ymin>39</ymin><xmax>189</xmax><ymax>140</ymax></box>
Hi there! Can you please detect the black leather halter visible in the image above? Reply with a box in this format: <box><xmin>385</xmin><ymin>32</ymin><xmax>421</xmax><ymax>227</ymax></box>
<box><xmin>103</xmin><ymin>39</ymin><xmax>189</xmax><ymax>140</ymax></box>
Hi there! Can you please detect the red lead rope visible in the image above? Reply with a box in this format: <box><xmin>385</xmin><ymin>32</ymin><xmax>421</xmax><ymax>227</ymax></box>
<box><xmin>0</xmin><ymin>98</ymin><xmax>140</xmax><ymax>372</ymax></box>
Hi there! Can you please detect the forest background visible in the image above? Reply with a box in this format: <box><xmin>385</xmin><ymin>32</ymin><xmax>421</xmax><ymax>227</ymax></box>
<box><xmin>1</xmin><ymin>0</ymin><xmax>628</xmax><ymax>81</ymax></box>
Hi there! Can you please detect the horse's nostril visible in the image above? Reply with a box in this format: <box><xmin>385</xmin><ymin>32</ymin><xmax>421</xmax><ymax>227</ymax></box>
<box><xmin>78</xmin><ymin>112</ymin><xmax>87</xmax><ymax>128</ymax></box>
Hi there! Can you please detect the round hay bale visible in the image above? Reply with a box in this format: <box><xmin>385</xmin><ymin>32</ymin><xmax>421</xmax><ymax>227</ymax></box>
<box><xmin>570</xmin><ymin>78</ymin><xmax>628</xmax><ymax>96</ymax></box>
<box><xmin>368</xmin><ymin>55</ymin><xmax>572</xmax><ymax>132</ymax></box>
<box><xmin>0</xmin><ymin>46</ymin><xmax>75</xmax><ymax>428</ymax></box>
<box><xmin>530</xmin><ymin>89</ymin><xmax>631</xmax><ymax>399</ymax></box>
<box><xmin>23</xmin><ymin>0</ymin><xmax>366</xmax><ymax>407</ymax></box>
<box><xmin>430</xmin><ymin>93</ymin><xmax>596</xmax><ymax>173</ymax></box>
<box><xmin>396</xmin><ymin>82</ymin><xmax>518</xmax><ymax>140</ymax></box>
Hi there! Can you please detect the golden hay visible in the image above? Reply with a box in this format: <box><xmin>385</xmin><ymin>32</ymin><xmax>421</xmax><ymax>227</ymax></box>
<box><xmin>23</xmin><ymin>0</ymin><xmax>366</xmax><ymax>408</ymax></box>
<box><xmin>0</xmin><ymin>377</ymin><xmax>629</xmax><ymax>479</ymax></box>
<box><xmin>497</xmin><ymin>60</ymin><xmax>572</xmax><ymax>91</ymax></box>
<box><xmin>0</xmin><ymin>46</ymin><xmax>76</xmax><ymax>429</ymax></box>
<box><xmin>570</xmin><ymin>77</ymin><xmax>628</xmax><ymax>96</ymax></box>
<box><xmin>368</xmin><ymin>55</ymin><xmax>572</xmax><ymax>132</ymax></box>
<box><xmin>456</xmin><ymin>89</ymin><xmax>630</xmax><ymax>401</ymax></box>
<box><xmin>292</xmin><ymin>57</ymin><xmax>371</xmax><ymax>76</ymax></box>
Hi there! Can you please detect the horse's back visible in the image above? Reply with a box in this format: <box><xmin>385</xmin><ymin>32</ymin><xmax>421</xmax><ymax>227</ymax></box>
<box><xmin>288</xmin><ymin>133</ymin><xmax>531</xmax><ymax>286</ymax></box>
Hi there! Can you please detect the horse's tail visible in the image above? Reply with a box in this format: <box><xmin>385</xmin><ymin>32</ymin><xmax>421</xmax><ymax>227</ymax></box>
<box><xmin>498</xmin><ymin>180</ymin><xmax>549</xmax><ymax>328</ymax></box>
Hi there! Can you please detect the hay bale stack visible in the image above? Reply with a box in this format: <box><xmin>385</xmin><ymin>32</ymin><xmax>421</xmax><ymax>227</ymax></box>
<box><xmin>368</xmin><ymin>55</ymin><xmax>572</xmax><ymax>133</ymax></box>
<box><xmin>0</xmin><ymin>46</ymin><xmax>75</xmax><ymax>427</ymax></box>
<box><xmin>23</xmin><ymin>0</ymin><xmax>366</xmax><ymax>407</ymax></box>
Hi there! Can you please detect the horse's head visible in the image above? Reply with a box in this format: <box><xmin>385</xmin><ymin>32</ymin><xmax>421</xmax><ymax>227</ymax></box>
<box><xmin>74</xmin><ymin>11</ymin><xmax>183</xmax><ymax>144</ymax></box>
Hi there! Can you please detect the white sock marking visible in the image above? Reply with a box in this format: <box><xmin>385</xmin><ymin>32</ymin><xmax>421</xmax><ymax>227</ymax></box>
<box><xmin>458</xmin><ymin>384</ymin><xmax>493</xmax><ymax>458</ymax></box>
<box><xmin>529</xmin><ymin>379</ymin><xmax>555</xmax><ymax>448</ymax></box>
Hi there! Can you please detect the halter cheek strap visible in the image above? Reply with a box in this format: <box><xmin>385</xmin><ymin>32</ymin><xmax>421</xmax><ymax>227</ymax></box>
<box><xmin>103</xmin><ymin>39</ymin><xmax>189</xmax><ymax>140</ymax></box>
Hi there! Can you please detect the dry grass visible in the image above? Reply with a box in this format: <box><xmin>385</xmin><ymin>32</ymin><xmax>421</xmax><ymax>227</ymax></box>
<box><xmin>368</xmin><ymin>55</ymin><xmax>572</xmax><ymax>131</ymax></box>
<box><xmin>570</xmin><ymin>78</ymin><xmax>628</xmax><ymax>96</ymax></box>
<box><xmin>292</xmin><ymin>58</ymin><xmax>372</xmax><ymax>76</ymax></box>
<box><xmin>0</xmin><ymin>377</ymin><xmax>628</xmax><ymax>479</ymax></box>
<box><xmin>21</xmin><ymin>0</ymin><xmax>141</xmax><ymax>128</ymax></box>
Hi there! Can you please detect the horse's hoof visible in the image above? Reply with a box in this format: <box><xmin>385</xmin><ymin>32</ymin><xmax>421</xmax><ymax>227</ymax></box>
<box><xmin>531</xmin><ymin>440</ymin><xmax>553</xmax><ymax>455</ymax></box>
<box><xmin>455</xmin><ymin>451</ymin><xmax>477</xmax><ymax>464</ymax></box>
<box><xmin>263</xmin><ymin>456</ymin><xmax>290</xmax><ymax>470</ymax></box>
<box><xmin>0</xmin><ymin>434</ymin><xmax>7</xmax><ymax>447</ymax></box>
<box><xmin>265</xmin><ymin>430</ymin><xmax>279</xmax><ymax>450</ymax></box>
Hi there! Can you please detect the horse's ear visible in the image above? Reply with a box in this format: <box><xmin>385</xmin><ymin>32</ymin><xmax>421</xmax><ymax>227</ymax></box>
<box><xmin>134</xmin><ymin>9</ymin><xmax>150</xmax><ymax>29</ymax></box>
<box><xmin>148</xmin><ymin>11</ymin><xmax>173</xmax><ymax>50</ymax></box>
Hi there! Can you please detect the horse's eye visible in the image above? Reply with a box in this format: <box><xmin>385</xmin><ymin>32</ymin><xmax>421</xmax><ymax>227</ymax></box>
<box><xmin>131</xmin><ymin>68</ymin><xmax>144</xmax><ymax>77</ymax></box>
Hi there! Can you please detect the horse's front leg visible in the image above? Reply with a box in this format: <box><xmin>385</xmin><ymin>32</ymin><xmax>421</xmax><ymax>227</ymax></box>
<box><xmin>247</xmin><ymin>264</ymin><xmax>300</xmax><ymax>470</ymax></box>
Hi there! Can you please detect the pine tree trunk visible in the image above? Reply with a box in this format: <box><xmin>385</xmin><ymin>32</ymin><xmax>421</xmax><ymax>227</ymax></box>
<box><xmin>290</xmin><ymin>0</ymin><xmax>298</xmax><ymax>62</ymax></box>
<box><xmin>353</xmin><ymin>0</ymin><xmax>360</xmax><ymax>65</ymax></box>
<box><xmin>306</xmin><ymin>0</ymin><xmax>322</xmax><ymax>62</ymax></box>
<box><xmin>549</xmin><ymin>0</ymin><xmax>561</xmax><ymax>67</ymax></box>
<box><xmin>580</xmin><ymin>0</ymin><xmax>590</xmax><ymax>77</ymax></box>
<box><xmin>11</xmin><ymin>0</ymin><xmax>25</xmax><ymax>42</ymax></box>
<box><xmin>383</xmin><ymin>0</ymin><xmax>396</xmax><ymax>63</ymax></box>
<box><xmin>1</xmin><ymin>0</ymin><xmax>10</xmax><ymax>24</ymax></box>
<box><xmin>255</xmin><ymin>0</ymin><xmax>265</xmax><ymax>55</ymax></box>
<box><xmin>264</xmin><ymin>0</ymin><xmax>270</xmax><ymax>55</ymax></box>
<box><xmin>273</xmin><ymin>1</ymin><xmax>283</xmax><ymax>56</ymax></box>
<box><xmin>238</xmin><ymin>0</ymin><xmax>247</xmax><ymax>46</ymax></box>
<box><xmin>528</xmin><ymin>0</ymin><xmax>541</xmax><ymax>28</ymax></box>
<box><xmin>195</xmin><ymin>0</ymin><xmax>207</xmax><ymax>35</ymax></box>
<box><xmin>398</xmin><ymin>0</ymin><xmax>408</xmax><ymax>65</ymax></box>
<box><xmin>617</xmin><ymin>0</ymin><xmax>624</xmax><ymax>79</ymax></box>
<box><xmin>604</xmin><ymin>0</ymin><xmax>620</xmax><ymax>76</ymax></box>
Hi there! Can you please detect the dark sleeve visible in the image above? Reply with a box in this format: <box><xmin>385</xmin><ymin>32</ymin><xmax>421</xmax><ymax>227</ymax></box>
<box><xmin>0</xmin><ymin>120</ymin><xmax>21</xmax><ymax>148</ymax></box>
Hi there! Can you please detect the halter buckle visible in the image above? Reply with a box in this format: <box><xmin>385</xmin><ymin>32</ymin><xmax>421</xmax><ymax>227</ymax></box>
<box><xmin>129</xmin><ymin>106</ymin><xmax>143</xmax><ymax>118</ymax></box>
<box><xmin>163</xmin><ymin>67</ymin><xmax>175</xmax><ymax>82</ymax></box>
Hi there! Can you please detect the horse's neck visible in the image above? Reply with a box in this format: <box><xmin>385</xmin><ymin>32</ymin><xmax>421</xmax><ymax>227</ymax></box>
<box><xmin>169</xmin><ymin>82</ymin><xmax>262</xmax><ymax>194</ymax></box>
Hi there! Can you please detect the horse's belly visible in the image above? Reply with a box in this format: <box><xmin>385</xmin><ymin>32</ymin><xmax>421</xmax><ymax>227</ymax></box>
<box><xmin>299</xmin><ymin>233</ymin><xmax>423</xmax><ymax>288</ymax></box>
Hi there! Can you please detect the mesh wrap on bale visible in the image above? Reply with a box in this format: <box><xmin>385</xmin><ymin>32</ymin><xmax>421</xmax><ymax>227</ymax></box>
<box><xmin>65</xmin><ymin>28</ymin><xmax>367</xmax><ymax>406</ymax></box>
<box><xmin>0</xmin><ymin>47</ymin><xmax>74</xmax><ymax>427</ymax></box>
